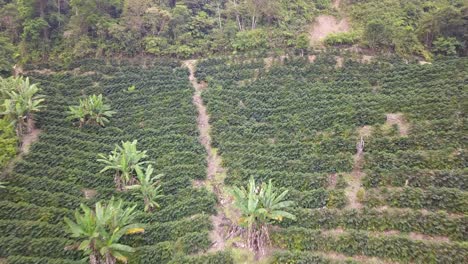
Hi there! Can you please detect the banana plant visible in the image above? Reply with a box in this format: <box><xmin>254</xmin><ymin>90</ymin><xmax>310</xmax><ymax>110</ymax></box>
<box><xmin>230</xmin><ymin>177</ymin><xmax>295</xmax><ymax>255</ymax></box>
<box><xmin>0</xmin><ymin>76</ymin><xmax>44</xmax><ymax>138</ymax></box>
<box><xmin>97</xmin><ymin>140</ymin><xmax>152</xmax><ymax>190</ymax></box>
<box><xmin>67</xmin><ymin>94</ymin><xmax>115</xmax><ymax>128</ymax></box>
<box><xmin>126</xmin><ymin>164</ymin><xmax>164</xmax><ymax>212</ymax></box>
<box><xmin>64</xmin><ymin>198</ymin><xmax>144</xmax><ymax>264</ymax></box>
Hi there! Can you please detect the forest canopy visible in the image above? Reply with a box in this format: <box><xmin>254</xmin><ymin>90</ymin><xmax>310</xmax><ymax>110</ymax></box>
<box><xmin>0</xmin><ymin>0</ymin><xmax>466</xmax><ymax>72</ymax></box>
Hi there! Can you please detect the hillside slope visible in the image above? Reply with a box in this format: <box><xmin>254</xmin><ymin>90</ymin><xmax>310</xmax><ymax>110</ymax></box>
<box><xmin>197</xmin><ymin>54</ymin><xmax>467</xmax><ymax>263</ymax></box>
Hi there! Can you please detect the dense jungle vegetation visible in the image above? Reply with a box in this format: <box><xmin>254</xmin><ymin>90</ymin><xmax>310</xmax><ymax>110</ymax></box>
<box><xmin>0</xmin><ymin>0</ymin><xmax>467</xmax><ymax>75</ymax></box>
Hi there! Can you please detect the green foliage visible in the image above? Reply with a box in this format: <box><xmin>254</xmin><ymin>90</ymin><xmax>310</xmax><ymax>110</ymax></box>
<box><xmin>272</xmin><ymin>250</ymin><xmax>335</xmax><ymax>264</ymax></box>
<box><xmin>295</xmin><ymin>33</ymin><xmax>310</xmax><ymax>52</ymax></box>
<box><xmin>232</xmin><ymin>29</ymin><xmax>268</xmax><ymax>52</ymax></box>
<box><xmin>231</xmin><ymin>177</ymin><xmax>296</xmax><ymax>228</ymax></box>
<box><xmin>363</xmin><ymin>168</ymin><xmax>467</xmax><ymax>190</ymax></box>
<box><xmin>356</xmin><ymin>188</ymin><xmax>365</xmax><ymax>202</ymax></box>
<box><xmin>314</xmin><ymin>0</ymin><xmax>332</xmax><ymax>10</ymax></box>
<box><xmin>126</xmin><ymin>164</ymin><xmax>164</xmax><ymax>212</ymax></box>
<box><xmin>231</xmin><ymin>177</ymin><xmax>296</xmax><ymax>252</ymax></box>
<box><xmin>433</xmin><ymin>37</ymin><xmax>461</xmax><ymax>56</ymax></box>
<box><xmin>168</xmin><ymin>251</ymin><xmax>234</xmax><ymax>264</ymax></box>
<box><xmin>324</xmin><ymin>32</ymin><xmax>360</xmax><ymax>46</ymax></box>
<box><xmin>0</xmin><ymin>63</ymin><xmax>214</xmax><ymax>262</ymax></box>
<box><xmin>0</xmin><ymin>236</ymin><xmax>81</xmax><ymax>259</ymax></box>
<box><xmin>67</xmin><ymin>94</ymin><xmax>116</xmax><ymax>127</ymax></box>
<box><xmin>198</xmin><ymin>54</ymin><xmax>467</xmax><ymax>261</ymax></box>
<box><xmin>0</xmin><ymin>35</ymin><xmax>16</xmax><ymax>76</ymax></box>
<box><xmin>283</xmin><ymin>207</ymin><xmax>467</xmax><ymax>241</ymax></box>
<box><xmin>364</xmin><ymin>187</ymin><xmax>468</xmax><ymax>213</ymax></box>
<box><xmin>0</xmin><ymin>118</ymin><xmax>17</xmax><ymax>169</ymax></box>
<box><xmin>0</xmin><ymin>76</ymin><xmax>45</xmax><ymax>137</ymax></box>
<box><xmin>7</xmin><ymin>256</ymin><xmax>81</xmax><ymax>264</ymax></box>
<box><xmin>64</xmin><ymin>198</ymin><xmax>144</xmax><ymax>264</ymax></box>
<box><xmin>351</xmin><ymin>0</ymin><xmax>467</xmax><ymax>57</ymax></box>
<box><xmin>97</xmin><ymin>140</ymin><xmax>151</xmax><ymax>189</ymax></box>
<box><xmin>273</xmin><ymin>227</ymin><xmax>468</xmax><ymax>263</ymax></box>
<box><xmin>363</xmin><ymin>20</ymin><xmax>393</xmax><ymax>49</ymax></box>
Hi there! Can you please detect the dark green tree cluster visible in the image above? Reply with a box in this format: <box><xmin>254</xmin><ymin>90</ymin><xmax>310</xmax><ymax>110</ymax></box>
<box><xmin>349</xmin><ymin>0</ymin><xmax>467</xmax><ymax>58</ymax></box>
<box><xmin>0</xmin><ymin>0</ymin><xmax>325</xmax><ymax>66</ymax></box>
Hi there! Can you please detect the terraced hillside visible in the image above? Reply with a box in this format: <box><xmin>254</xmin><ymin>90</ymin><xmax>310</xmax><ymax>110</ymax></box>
<box><xmin>0</xmin><ymin>61</ymin><xmax>232</xmax><ymax>263</ymax></box>
<box><xmin>197</xmin><ymin>55</ymin><xmax>467</xmax><ymax>263</ymax></box>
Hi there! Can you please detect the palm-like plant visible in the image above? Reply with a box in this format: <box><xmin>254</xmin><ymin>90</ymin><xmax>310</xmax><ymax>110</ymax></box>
<box><xmin>67</xmin><ymin>94</ymin><xmax>115</xmax><ymax>128</ymax></box>
<box><xmin>97</xmin><ymin>140</ymin><xmax>151</xmax><ymax>190</ymax></box>
<box><xmin>230</xmin><ymin>177</ymin><xmax>296</xmax><ymax>255</ymax></box>
<box><xmin>64</xmin><ymin>198</ymin><xmax>144</xmax><ymax>264</ymax></box>
<box><xmin>126</xmin><ymin>165</ymin><xmax>163</xmax><ymax>212</ymax></box>
<box><xmin>0</xmin><ymin>76</ymin><xmax>44</xmax><ymax>138</ymax></box>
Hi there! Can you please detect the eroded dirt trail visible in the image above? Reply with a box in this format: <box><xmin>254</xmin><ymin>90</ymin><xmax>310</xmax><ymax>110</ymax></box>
<box><xmin>344</xmin><ymin>126</ymin><xmax>371</xmax><ymax>209</ymax></box>
<box><xmin>21</xmin><ymin>128</ymin><xmax>41</xmax><ymax>154</ymax></box>
<box><xmin>183</xmin><ymin>60</ymin><xmax>230</xmax><ymax>252</ymax></box>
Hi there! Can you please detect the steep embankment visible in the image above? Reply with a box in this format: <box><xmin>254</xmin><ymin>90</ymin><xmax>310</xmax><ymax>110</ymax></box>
<box><xmin>309</xmin><ymin>0</ymin><xmax>350</xmax><ymax>43</ymax></box>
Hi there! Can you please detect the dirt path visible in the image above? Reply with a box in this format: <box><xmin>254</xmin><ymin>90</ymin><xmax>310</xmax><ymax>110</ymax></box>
<box><xmin>344</xmin><ymin>126</ymin><xmax>371</xmax><ymax>209</ymax></box>
<box><xmin>183</xmin><ymin>60</ymin><xmax>232</xmax><ymax>252</ymax></box>
<box><xmin>21</xmin><ymin>127</ymin><xmax>41</xmax><ymax>154</ymax></box>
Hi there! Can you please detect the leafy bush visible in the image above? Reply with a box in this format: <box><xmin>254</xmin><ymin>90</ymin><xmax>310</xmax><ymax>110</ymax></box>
<box><xmin>232</xmin><ymin>29</ymin><xmax>268</xmax><ymax>52</ymax></box>
<box><xmin>0</xmin><ymin>118</ymin><xmax>17</xmax><ymax>169</ymax></box>
<box><xmin>324</xmin><ymin>32</ymin><xmax>360</xmax><ymax>46</ymax></box>
<box><xmin>273</xmin><ymin>227</ymin><xmax>468</xmax><ymax>263</ymax></box>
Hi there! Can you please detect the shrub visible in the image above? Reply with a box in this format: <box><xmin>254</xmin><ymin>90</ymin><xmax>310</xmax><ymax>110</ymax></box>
<box><xmin>324</xmin><ymin>32</ymin><xmax>360</xmax><ymax>46</ymax></box>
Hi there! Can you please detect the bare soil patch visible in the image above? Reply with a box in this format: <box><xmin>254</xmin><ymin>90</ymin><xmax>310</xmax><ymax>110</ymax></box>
<box><xmin>309</xmin><ymin>15</ymin><xmax>350</xmax><ymax>43</ymax></box>
<box><xmin>335</xmin><ymin>56</ymin><xmax>344</xmax><ymax>68</ymax></box>
<box><xmin>322</xmin><ymin>228</ymin><xmax>346</xmax><ymax>236</ymax></box>
<box><xmin>308</xmin><ymin>55</ymin><xmax>317</xmax><ymax>63</ymax></box>
<box><xmin>327</xmin><ymin>173</ymin><xmax>337</xmax><ymax>189</ymax></box>
<box><xmin>82</xmin><ymin>188</ymin><xmax>97</xmax><ymax>199</ymax></box>
<box><xmin>386</xmin><ymin>113</ymin><xmax>409</xmax><ymax>136</ymax></box>
<box><xmin>21</xmin><ymin>128</ymin><xmax>41</xmax><ymax>154</ymax></box>
<box><xmin>358</xmin><ymin>125</ymin><xmax>372</xmax><ymax>138</ymax></box>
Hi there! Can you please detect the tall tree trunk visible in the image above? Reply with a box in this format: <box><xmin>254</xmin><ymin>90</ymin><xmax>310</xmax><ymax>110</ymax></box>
<box><xmin>105</xmin><ymin>253</ymin><xmax>116</xmax><ymax>264</ymax></box>
<box><xmin>217</xmin><ymin>2</ymin><xmax>222</xmax><ymax>29</ymax></box>
<box><xmin>89</xmin><ymin>241</ymin><xmax>100</xmax><ymax>264</ymax></box>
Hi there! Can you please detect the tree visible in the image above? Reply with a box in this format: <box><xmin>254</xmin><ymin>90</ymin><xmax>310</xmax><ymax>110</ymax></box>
<box><xmin>97</xmin><ymin>140</ymin><xmax>152</xmax><ymax>190</ymax></box>
<box><xmin>0</xmin><ymin>76</ymin><xmax>44</xmax><ymax>139</ymax></box>
<box><xmin>0</xmin><ymin>118</ymin><xmax>17</xmax><ymax>169</ymax></box>
<box><xmin>295</xmin><ymin>33</ymin><xmax>309</xmax><ymax>56</ymax></box>
<box><xmin>0</xmin><ymin>35</ymin><xmax>16</xmax><ymax>76</ymax></box>
<box><xmin>0</xmin><ymin>181</ymin><xmax>6</xmax><ymax>189</ymax></box>
<box><xmin>432</xmin><ymin>36</ymin><xmax>462</xmax><ymax>56</ymax></box>
<box><xmin>126</xmin><ymin>164</ymin><xmax>163</xmax><ymax>212</ymax></box>
<box><xmin>363</xmin><ymin>20</ymin><xmax>393</xmax><ymax>50</ymax></box>
<box><xmin>230</xmin><ymin>177</ymin><xmax>296</xmax><ymax>255</ymax></box>
<box><xmin>64</xmin><ymin>198</ymin><xmax>144</xmax><ymax>264</ymax></box>
<box><xmin>67</xmin><ymin>94</ymin><xmax>116</xmax><ymax>128</ymax></box>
